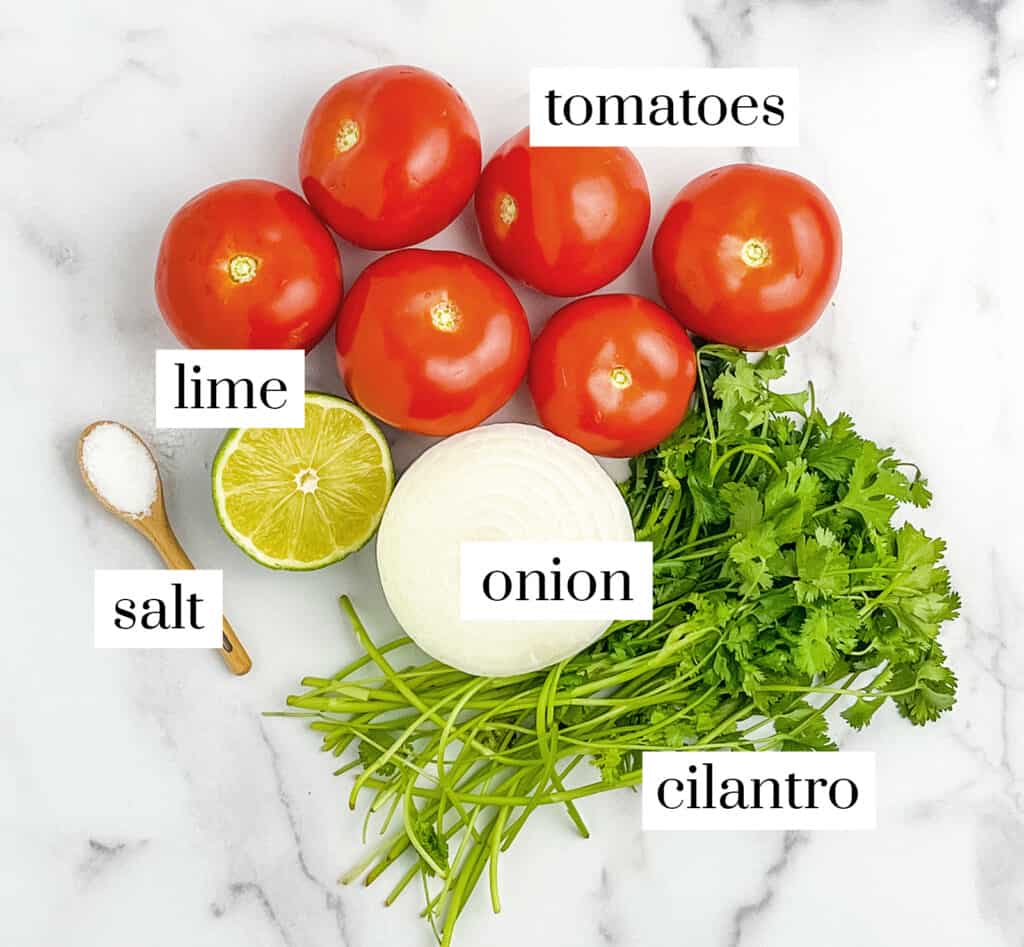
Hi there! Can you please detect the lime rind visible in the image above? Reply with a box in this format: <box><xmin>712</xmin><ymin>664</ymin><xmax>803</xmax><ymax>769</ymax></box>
<box><xmin>212</xmin><ymin>392</ymin><xmax>394</xmax><ymax>571</ymax></box>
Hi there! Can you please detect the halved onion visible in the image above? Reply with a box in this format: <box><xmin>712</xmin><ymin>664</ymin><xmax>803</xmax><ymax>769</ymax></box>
<box><xmin>375</xmin><ymin>423</ymin><xmax>635</xmax><ymax>676</ymax></box>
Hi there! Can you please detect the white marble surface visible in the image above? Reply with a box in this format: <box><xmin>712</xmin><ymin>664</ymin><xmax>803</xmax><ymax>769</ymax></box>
<box><xmin>3</xmin><ymin>1</ymin><xmax>1023</xmax><ymax>945</ymax></box>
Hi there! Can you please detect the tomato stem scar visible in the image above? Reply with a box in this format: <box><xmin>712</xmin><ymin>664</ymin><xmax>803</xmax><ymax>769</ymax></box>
<box><xmin>609</xmin><ymin>366</ymin><xmax>632</xmax><ymax>390</ymax></box>
<box><xmin>498</xmin><ymin>193</ymin><xmax>517</xmax><ymax>226</ymax></box>
<box><xmin>228</xmin><ymin>254</ymin><xmax>259</xmax><ymax>284</ymax></box>
<box><xmin>336</xmin><ymin>120</ymin><xmax>360</xmax><ymax>153</ymax></box>
<box><xmin>431</xmin><ymin>300</ymin><xmax>460</xmax><ymax>332</ymax></box>
<box><xmin>740</xmin><ymin>238</ymin><xmax>771</xmax><ymax>268</ymax></box>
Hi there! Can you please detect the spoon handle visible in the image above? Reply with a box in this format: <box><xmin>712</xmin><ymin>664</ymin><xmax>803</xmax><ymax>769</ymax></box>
<box><xmin>148</xmin><ymin>522</ymin><xmax>253</xmax><ymax>676</ymax></box>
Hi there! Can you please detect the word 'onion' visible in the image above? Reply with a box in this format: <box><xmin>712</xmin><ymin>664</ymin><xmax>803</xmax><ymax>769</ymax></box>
<box><xmin>376</xmin><ymin>423</ymin><xmax>634</xmax><ymax>676</ymax></box>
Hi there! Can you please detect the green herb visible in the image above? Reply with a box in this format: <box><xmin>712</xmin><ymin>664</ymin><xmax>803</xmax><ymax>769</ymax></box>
<box><xmin>276</xmin><ymin>345</ymin><xmax>959</xmax><ymax>945</ymax></box>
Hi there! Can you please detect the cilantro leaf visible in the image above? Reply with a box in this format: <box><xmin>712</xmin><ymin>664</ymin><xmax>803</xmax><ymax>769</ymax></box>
<box><xmin>909</xmin><ymin>472</ymin><xmax>933</xmax><ymax>508</ymax></box>
<box><xmin>838</xmin><ymin>442</ymin><xmax>913</xmax><ymax>531</ymax></box>
<box><xmin>414</xmin><ymin>817</ymin><xmax>449</xmax><ymax>875</ymax></box>
<box><xmin>720</xmin><ymin>482</ymin><xmax>764</xmax><ymax>534</ymax></box>
<box><xmin>763</xmin><ymin>459</ymin><xmax>821</xmax><ymax>542</ymax></box>
<box><xmin>793</xmin><ymin>528</ymin><xmax>849</xmax><ymax>603</ymax></box>
<box><xmin>840</xmin><ymin>694</ymin><xmax>887</xmax><ymax>730</ymax></box>
<box><xmin>592</xmin><ymin>748</ymin><xmax>640</xmax><ymax>782</ymax></box>
<box><xmin>793</xmin><ymin>601</ymin><xmax>860</xmax><ymax>676</ymax></box>
<box><xmin>773</xmin><ymin>700</ymin><xmax>837</xmax><ymax>751</ymax></box>
<box><xmin>752</xmin><ymin>347</ymin><xmax>789</xmax><ymax>380</ymax></box>
<box><xmin>806</xmin><ymin>412</ymin><xmax>863</xmax><ymax>480</ymax></box>
<box><xmin>357</xmin><ymin>737</ymin><xmax>398</xmax><ymax>778</ymax></box>
<box><xmin>713</xmin><ymin>358</ymin><xmax>763</xmax><ymax>431</ymax></box>
<box><xmin>891</xmin><ymin>648</ymin><xmax>958</xmax><ymax>724</ymax></box>
<box><xmin>726</xmin><ymin>524</ymin><xmax>780</xmax><ymax>595</ymax></box>
<box><xmin>686</xmin><ymin>457</ymin><xmax>730</xmax><ymax>527</ymax></box>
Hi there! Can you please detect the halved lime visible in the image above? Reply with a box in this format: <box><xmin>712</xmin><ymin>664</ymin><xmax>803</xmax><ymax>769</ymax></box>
<box><xmin>212</xmin><ymin>392</ymin><xmax>393</xmax><ymax>570</ymax></box>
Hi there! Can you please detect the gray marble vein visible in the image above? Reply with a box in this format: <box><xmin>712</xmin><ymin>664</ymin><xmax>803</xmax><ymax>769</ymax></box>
<box><xmin>256</xmin><ymin>722</ymin><xmax>350</xmax><ymax>945</ymax></box>
<box><xmin>212</xmin><ymin>880</ymin><xmax>295</xmax><ymax>946</ymax></box>
<box><xmin>77</xmin><ymin>838</ymin><xmax>150</xmax><ymax>885</ymax></box>
<box><xmin>726</xmin><ymin>832</ymin><xmax>808</xmax><ymax>947</ymax></box>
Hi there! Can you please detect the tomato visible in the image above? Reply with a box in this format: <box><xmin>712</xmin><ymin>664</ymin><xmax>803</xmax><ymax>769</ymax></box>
<box><xmin>336</xmin><ymin>249</ymin><xmax>530</xmax><ymax>435</ymax></box>
<box><xmin>299</xmin><ymin>66</ymin><xmax>481</xmax><ymax>250</ymax></box>
<box><xmin>653</xmin><ymin>164</ymin><xmax>842</xmax><ymax>351</ymax></box>
<box><xmin>155</xmin><ymin>179</ymin><xmax>342</xmax><ymax>350</ymax></box>
<box><xmin>528</xmin><ymin>294</ymin><xmax>696</xmax><ymax>457</ymax></box>
<box><xmin>475</xmin><ymin>128</ymin><xmax>650</xmax><ymax>297</ymax></box>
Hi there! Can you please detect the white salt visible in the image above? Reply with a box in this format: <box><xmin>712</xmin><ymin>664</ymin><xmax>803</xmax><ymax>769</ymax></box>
<box><xmin>82</xmin><ymin>423</ymin><xmax>158</xmax><ymax>517</ymax></box>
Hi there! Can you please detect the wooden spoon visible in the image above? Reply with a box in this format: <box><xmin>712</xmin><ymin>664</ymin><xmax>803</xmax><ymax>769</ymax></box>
<box><xmin>77</xmin><ymin>421</ymin><xmax>252</xmax><ymax>676</ymax></box>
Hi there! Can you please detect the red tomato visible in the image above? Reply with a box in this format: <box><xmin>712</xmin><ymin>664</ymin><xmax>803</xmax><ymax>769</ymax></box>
<box><xmin>336</xmin><ymin>249</ymin><xmax>530</xmax><ymax>435</ymax></box>
<box><xmin>299</xmin><ymin>66</ymin><xmax>481</xmax><ymax>250</ymax></box>
<box><xmin>155</xmin><ymin>180</ymin><xmax>342</xmax><ymax>350</ymax></box>
<box><xmin>529</xmin><ymin>294</ymin><xmax>696</xmax><ymax>457</ymax></box>
<box><xmin>475</xmin><ymin>128</ymin><xmax>650</xmax><ymax>297</ymax></box>
<box><xmin>653</xmin><ymin>164</ymin><xmax>842</xmax><ymax>351</ymax></box>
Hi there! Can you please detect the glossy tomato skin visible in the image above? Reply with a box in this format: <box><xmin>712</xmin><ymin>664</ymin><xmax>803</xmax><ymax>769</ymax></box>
<box><xmin>653</xmin><ymin>164</ymin><xmax>842</xmax><ymax>351</ymax></box>
<box><xmin>529</xmin><ymin>294</ymin><xmax>696</xmax><ymax>458</ymax></box>
<box><xmin>475</xmin><ymin>128</ymin><xmax>650</xmax><ymax>297</ymax></box>
<box><xmin>155</xmin><ymin>179</ymin><xmax>342</xmax><ymax>350</ymax></box>
<box><xmin>336</xmin><ymin>250</ymin><xmax>530</xmax><ymax>436</ymax></box>
<box><xmin>300</xmin><ymin>66</ymin><xmax>482</xmax><ymax>250</ymax></box>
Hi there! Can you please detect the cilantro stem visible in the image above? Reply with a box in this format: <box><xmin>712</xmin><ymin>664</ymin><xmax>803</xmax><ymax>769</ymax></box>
<box><xmin>799</xmin><ymin>381</ymin><xmax>817</xmax><ymax>452</ymax></box>
<box><xmin>711</xmin><ymin>444</ymin><xmax>781</xmax><ymax>478</ymax></box>
<box><xmin>696</xmin><ymin>350</ymin><xmax>718</xmax><ymax>464</ymax></box>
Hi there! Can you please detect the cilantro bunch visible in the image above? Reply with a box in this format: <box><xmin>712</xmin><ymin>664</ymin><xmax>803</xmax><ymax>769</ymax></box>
<box><xmin>279</xmin><ymin>345</ymin><xmax>959</xmax><ymax>945</ymax></box>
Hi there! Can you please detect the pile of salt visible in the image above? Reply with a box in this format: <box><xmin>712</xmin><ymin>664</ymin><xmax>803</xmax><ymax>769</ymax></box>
<box><xmin>81</xmin><ymin>423</ymin><xmax>158</xmax><ymax>517</ymax></box>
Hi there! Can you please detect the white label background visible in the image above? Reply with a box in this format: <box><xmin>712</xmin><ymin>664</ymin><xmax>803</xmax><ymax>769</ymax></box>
<box><xmin>460</xmin><ymin>541</ymin><xmax>652</xmax><ymax>622</ymax></box>
<box><xmin>642</xmin><ymin>751</ymin><xmax>876</xmax><ymax>831</ymax></box>
<box><xmin>94</xmin><ymin>570</ymin><xmax>223</xmax><ymax>649</ymax></box>
<box><xmin>529</xmin><ymin>67</ymin><xmax>799</xmax><ymax>147</ymax></box>
<box><xmin>154</xmin><ymin>349</ymin><xmax>305</xmax><ymax>429</ymax></box>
